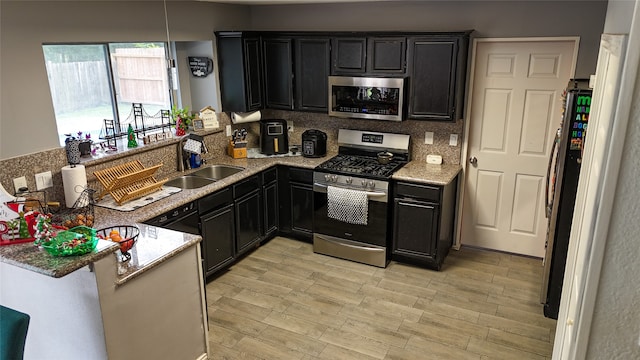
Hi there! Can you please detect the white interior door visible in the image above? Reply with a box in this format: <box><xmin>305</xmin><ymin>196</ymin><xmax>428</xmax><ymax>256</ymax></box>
<box><xmin>461</xmin><ymin>38</ymin><xmax>578</xmax><ymax>257</ymax></box>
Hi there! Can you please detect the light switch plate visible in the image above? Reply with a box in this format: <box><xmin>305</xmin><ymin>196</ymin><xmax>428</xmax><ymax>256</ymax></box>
<box><xmin>225</xmin><ymin>124</ymin><xmax>232</xmax><ymax>137</ymax></box>
<box><xmin>449</xmin><ymin>134</ymin><xmax>458</xmax><ymax>146</ymax></box>
<box><xmin>35</xmin><ymin>171</ymin><xmax>53</xmax><ymax>190</ymax></box>
<box><xmin>424</xmin><ymin>131</ymin><xmax>434</xmax><ymax>145</ymax></box>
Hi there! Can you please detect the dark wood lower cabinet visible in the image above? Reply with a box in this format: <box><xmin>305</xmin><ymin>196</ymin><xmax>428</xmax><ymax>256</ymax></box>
<box><xmin>263</xmin><ymin>179</ymin><xmax>279</xmax><ymax>239</ymax></box>
<box><xmin>200</xmin><ymin>204</ymin><xmax>235</xmax><ymax>277</ymax></box>
<box><xmin>235</xmin><ymin>189</ymin><xmax>263</xmax><ymax>255</ymax></box>
<box><xmin>393</xmin><ymin>199</ymin><xmax>439</xmax><ymax>263</ymax></box>
<box><xmin>391</xmin><ymin>177</ymin><xmax>458</xmax><ymax>270</ymax></box>
<box><xmin>278</xmin><ymin>166</ymin><xmax>314</xmax><ymax>242</ymax></box>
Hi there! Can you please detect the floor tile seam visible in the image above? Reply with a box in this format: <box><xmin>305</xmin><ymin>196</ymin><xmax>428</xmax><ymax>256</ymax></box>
<box><xmin>476</xmin><ymin>312</ymin><xmax>553</xmax><ymax>341</ymax></box>
<box><xmin>413</xmin><ymin>297</ymin><xmax>483</xmax><ymax>324</ymax></box>
<box><xmin>415</xmin><ymin>309</ymin><xmax>490</xmax><ymax>340</ymax></box>
<box><xmin>356</xmin><ymin>285</ymin><xmax>420</xmax><ymax>308</ymax></box>
<box><xmin>483</xmin><ymin>336</ymin><xmax>552</xmax><ymax>359</ymax></box>
<box><xmin>337</xmin><ymin>317</ymin><xmax>411</xmax><ymax>348</ymax></box>
<box><xmin>332</xmin><ymin>322</ymin><xmax>409</xmax><ymax>346</ymax></box>
<box><xmin>235</xmin><ymin>332</ymin><xmax>311</xmax><ymax>360</ymax></box>
<box><xmin>487</xmin><ymin>328</ymin><xmax>554</xmax><ymax>357</ymax></box>
<box><xmin>257</xmin><ymin>323</ymin><xmax>331</xmax><ymax>355</ymax></box>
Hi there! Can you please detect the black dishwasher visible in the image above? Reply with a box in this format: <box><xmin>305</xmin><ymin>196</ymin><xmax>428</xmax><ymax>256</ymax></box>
<box><xmin>144</xmin><ymin>201</ymin><xmax>199</xmax><ymax>235</ymax></box>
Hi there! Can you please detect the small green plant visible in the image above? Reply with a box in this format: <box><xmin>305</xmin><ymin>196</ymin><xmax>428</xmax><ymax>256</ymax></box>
<box><xmin>171</xmin><ymin>106</ymin><xmax>195</xmax><ymax>131</ymax></box>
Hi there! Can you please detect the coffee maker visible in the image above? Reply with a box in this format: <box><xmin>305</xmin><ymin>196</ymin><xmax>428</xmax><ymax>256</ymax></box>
<box><xmin>259</xmin><ymin>119</ymin><xmax>288</xmax><ymax>155</ymax></box>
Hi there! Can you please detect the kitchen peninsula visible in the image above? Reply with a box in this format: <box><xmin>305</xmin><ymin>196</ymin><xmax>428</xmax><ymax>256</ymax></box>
<box><xmin>0</xmin><ymin>224</ymin><xmax>209</xmax><ymax>360</ymax></box>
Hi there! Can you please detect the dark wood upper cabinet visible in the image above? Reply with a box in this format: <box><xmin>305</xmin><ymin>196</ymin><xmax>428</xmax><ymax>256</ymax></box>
<box><xmin>367</xmin><ymin>37</ymin><xmax>406</xmax><ymax>74</ymax></box>
<box><xmin>331</xmin><ymin>37</ymin><xmax>367</xmax><ymax>74</ymax></box>
<box><xmin>294</xmin><ymin>37</ymin><xmax>330</xmax><ymax>112</ymax></box>
<box><xmin>406</xmin><ymin>34</ymin><xmax>469</xmax><ymax>121</ymax></box>
<box><xmin>263</xmin><ymin>37</ymin><xmax>294</xmax><ymax>110</ymax></box>
<box><xmin>216</xmin><ymin>32</ymin><xmax>263</xmax><ymax>113</ymax></box>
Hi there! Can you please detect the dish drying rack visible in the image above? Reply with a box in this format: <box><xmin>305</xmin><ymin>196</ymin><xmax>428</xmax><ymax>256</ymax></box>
<box><xmin>93</xmin><ymin>160</ymin><xmax>167</xmax><ymax>205</ymax></box>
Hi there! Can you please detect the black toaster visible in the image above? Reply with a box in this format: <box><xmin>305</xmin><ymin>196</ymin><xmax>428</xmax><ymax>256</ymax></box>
<box><xmin>301</xmin><ymin>129</ymin><xmax>327</xmax><ymax>158</ymax></box>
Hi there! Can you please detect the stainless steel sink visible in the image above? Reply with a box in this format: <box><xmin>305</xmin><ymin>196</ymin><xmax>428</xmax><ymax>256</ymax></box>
<box><xmin>165</xmin><ymin>175</ymin><xmax>215</xmax><ymax>189</ymax></box>
<box><xmin>191</xmin><ymin>165</ymin><xmax>244</xmax><ymax>180</ymax></box>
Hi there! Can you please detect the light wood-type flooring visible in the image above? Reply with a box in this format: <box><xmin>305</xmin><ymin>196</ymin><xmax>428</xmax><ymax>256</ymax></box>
<box><xmin>205</xmin><ymin>237</ymin><xmax>556</xmax><ymax>360</ymax></box>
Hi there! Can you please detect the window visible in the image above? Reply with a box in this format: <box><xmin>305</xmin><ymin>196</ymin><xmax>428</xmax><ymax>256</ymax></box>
<box><xmin>43</xmin><ymin>43</ymin><xmax>172</xmax><ymax>146</ymax></box>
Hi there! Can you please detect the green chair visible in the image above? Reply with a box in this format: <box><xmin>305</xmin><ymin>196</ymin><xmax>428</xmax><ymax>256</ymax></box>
<box><xmin>0</xmin><ymin>305</ymin><xmax>30</xmax><ymax>360</ymax></box>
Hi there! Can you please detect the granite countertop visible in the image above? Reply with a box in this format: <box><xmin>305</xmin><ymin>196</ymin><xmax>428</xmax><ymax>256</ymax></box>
<box><xmin>0</xmin><ymin>239</ymin><xmax>119</xmax><ymax>278</ymax></box>
<box><xmin>392</xmin><ymin>161</ymin><xmax>461</xmax><ymax>186</ymax></box>
<box><xmin>1</xmin><ymin>151</ymin><xmax>458</xmax><ymax>281</ymax></box>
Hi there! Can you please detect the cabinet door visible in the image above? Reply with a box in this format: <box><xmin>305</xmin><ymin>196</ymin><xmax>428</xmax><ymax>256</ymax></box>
<box><xmin>263</xmin><ymin>38</ymin><xmax>294</xmax><ymax>109</ymax></box>
<box><xmin>235</xmin><ymin>190</ymin><xmax>263</xmax><ymax>255</ymax></box>
<box><xmin>201</xmin><ymin>204</ymin><xmax>235</xmax><ymax>277</ymax></box>
<box><xmin>216</xmin><ymin>33</ymin><xmax>263</xmax><ymax>112</ymax></box>
<box><xmin>367</xmin><ymin>37</ymin><xmax>406</xmax><ymax>74</ymax></box>
<box><xmin>243</xmin><ymin>37</ymin><xmax>264</xmax><ymax>111</ymax></box>
<box><xmin>295</xmin><ymin>38</ymin><xmax>330</xmax><ymax>112</ymax></box>
<box><xmin>331</xmin><ymin>37</ymin><xmax>367</xmax><ymax>74</ymax></box>
<box><xmin>407</xmin><ymin>38</ymin><xmax>458</xmax><ymax>121</ymax></box>
<box><xmin>392</xmin><ymin>199</ymin><xmax>439</xmax><ymax>261</ymax></box>
<box><xmin>290</xmin><ymin>182</ymin><xmax>314</xmax><ymax>236</ymax></box>
<box><xmin>263</xmin><ymin>181</ymin><xmax>278</xmax><ymax>238</ymax></box>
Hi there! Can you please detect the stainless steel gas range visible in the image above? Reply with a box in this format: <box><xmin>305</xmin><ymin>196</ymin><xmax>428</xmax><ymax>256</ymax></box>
<box><xmin>313</xmin><ymin>129</ymin><xmax>411</xmax><ymax>267</ymax></box>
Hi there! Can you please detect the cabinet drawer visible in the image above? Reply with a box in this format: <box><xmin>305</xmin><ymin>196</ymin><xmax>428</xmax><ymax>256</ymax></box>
<box><xmin>395</xmin><ymin>182</ymin><xmax>441</xmax><ymax>203</ymax></box>
<box><xmin>262</xmin><ymin>167</ymin><xmax>278</xmax><ymax>184</ymax></box>
<box><xmin>233</xmin><ymin>175</ymin><xmax>262</xmax><ymax>199</ymax></box>
<box><xmin>198</xmin><ymin>188</ymin><xmax>232</xmax><ymax>215</ymax></box>
<box><xmin>288</xmin><ymin>167</ymin><xmax>313</xmax><ymax>184</ymax></box>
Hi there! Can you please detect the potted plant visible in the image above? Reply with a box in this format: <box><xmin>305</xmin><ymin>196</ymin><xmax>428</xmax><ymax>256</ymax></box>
<box><xmin>171</xmin><ymin>106</ymin><xmax>195</xmax><ymax>136</ymax></box>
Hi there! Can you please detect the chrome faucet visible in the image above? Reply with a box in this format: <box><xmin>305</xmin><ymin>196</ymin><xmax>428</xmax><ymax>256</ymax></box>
<box><xmin>177</xmin><ymin>135</ymin><xmax>189</xmax><ymax>172</ymax></box>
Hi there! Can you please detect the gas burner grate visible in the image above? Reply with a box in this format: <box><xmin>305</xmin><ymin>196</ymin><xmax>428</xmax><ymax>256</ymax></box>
<box><xmin>317</xmin><ymin>154</ymin><xmax>406</xmax><ymax>179</ymax></box>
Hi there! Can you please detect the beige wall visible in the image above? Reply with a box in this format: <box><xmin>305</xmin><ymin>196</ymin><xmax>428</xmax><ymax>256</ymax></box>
<box><xmin>0</xmin><ymin>0</ymin><xmax>250</xmax><ymax>159</ymax></box>
<box><xmin>248</xmin><ymin>0</ymin><xmax>607</xmax><ymax>77</ymax></box>
<box><xmin>0</xmin><ymin>0</ymin><xmax>608</xmax><ymax>160</ymax></box>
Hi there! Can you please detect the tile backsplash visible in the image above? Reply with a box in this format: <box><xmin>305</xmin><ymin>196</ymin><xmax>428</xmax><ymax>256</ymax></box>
<box><xmin>233</xmin><ymin>110</ymin><xmax>464</xmax><ymax>165</ymax></box>
<box><xmin>0</xmin><ymin>111</ymin><xmax>463</xmax><ymax>206</ymax></box>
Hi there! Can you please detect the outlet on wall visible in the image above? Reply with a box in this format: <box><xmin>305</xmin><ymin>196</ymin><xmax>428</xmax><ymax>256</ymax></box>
<box><xmin>288</xmin><ymin>121</ymin><xmax>294</xmax><ymax>133</ymax></box>
<box><xmin>225</xmin><ymin>124</ymin><xmax>232</xmax><ymax>137</ymax></box>
<box><xmin>449</xmin><ymin>134</ymin><xmax>459</xmax><ymax>146</ymax></box>
<box><xmin>13</xmin><ymin>176</ymin><xmax>27</xmax><ymax>193</ymax></box>
<box><xmin>424</xmin><ymin>131</ymin><xmax>434</xmax><ymax>145</ymax></box>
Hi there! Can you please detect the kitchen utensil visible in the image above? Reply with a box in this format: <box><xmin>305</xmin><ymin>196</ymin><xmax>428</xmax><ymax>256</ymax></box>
<box><xmin>259</xmin><ymin>119</ymin><xmax>288</xmax><ymax>155</ymax></box>
<box><xmin>377</xmin><ymin>151</ymin><xmax>394</xmax><ymax>164</ymax></box>
<box><xmin>301</xmin><ymin>129</ymin><xmax>327</xmax><ymax>158</ymax></box>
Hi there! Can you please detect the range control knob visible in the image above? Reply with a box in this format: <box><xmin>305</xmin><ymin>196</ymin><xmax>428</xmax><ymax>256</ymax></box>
<box><xmin>324</xmin><ymin>174</ymin><xmax>331</xmax><ymax>181</ymax></box>
<box><xmin>361</xmin><ymin>179</ymin><xmax>367</xmax><ymax>187</ymax></box>
<box><xmin>346</xmin><ymin>177</ymin><xmax>353</xmax><ymax>184</ymax></box>
<box><xmin>331</xmin><ymin>175</ymin><xmax>338</xmax><ymax>182</ymax></box>
<box><xmin>368</xmin><ymin>180</ymin><xmax>375</xmax><ymax>189</ymax></box>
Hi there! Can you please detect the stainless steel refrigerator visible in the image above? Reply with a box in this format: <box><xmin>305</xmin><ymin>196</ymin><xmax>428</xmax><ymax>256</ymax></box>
<box><xmin>541</xmin><ymin>79</ymin><xmax>592</xmax><ymax>319</ymax></box>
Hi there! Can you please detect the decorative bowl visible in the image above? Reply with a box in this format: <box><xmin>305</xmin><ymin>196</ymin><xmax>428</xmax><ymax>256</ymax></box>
<box><xmin>96</xmin><ymin>225</ymin><xmax>139</xmax><ymax>260</ymax></box>
<box><xmin>41</xmin><ymin>230</ymin><xmax>98</xmax><ymax>257</ymax></box>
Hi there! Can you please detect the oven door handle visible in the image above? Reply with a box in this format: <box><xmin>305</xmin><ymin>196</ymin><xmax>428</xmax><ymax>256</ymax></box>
<box><xmin>313</xmin><ymin>183</ymin><xmax>387</xmax><ymax>197</ymax></box>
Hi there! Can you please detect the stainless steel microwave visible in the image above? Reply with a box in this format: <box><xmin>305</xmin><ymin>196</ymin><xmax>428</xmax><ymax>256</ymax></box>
<box><xmin>328</xmin><ymin>76</ymin><xmax>405</xmax><ymax>121</ymax></box>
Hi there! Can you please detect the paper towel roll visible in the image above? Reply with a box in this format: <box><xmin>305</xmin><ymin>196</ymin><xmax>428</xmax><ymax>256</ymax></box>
<box><xmin>62</xmin><ymin>165</ymin><xmax>88</xmax><ymax>208</ymax></box>
<box><xmin>231</xmin><ymin>110</ymin><xmax>261</xmax><ymax>124</ymax></box>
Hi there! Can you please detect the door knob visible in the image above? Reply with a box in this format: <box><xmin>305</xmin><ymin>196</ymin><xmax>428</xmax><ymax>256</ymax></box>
<box><xmin>469</xmin><ymin>156</ymin><xmax>478</xmax><ymax>166</ymax></box>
